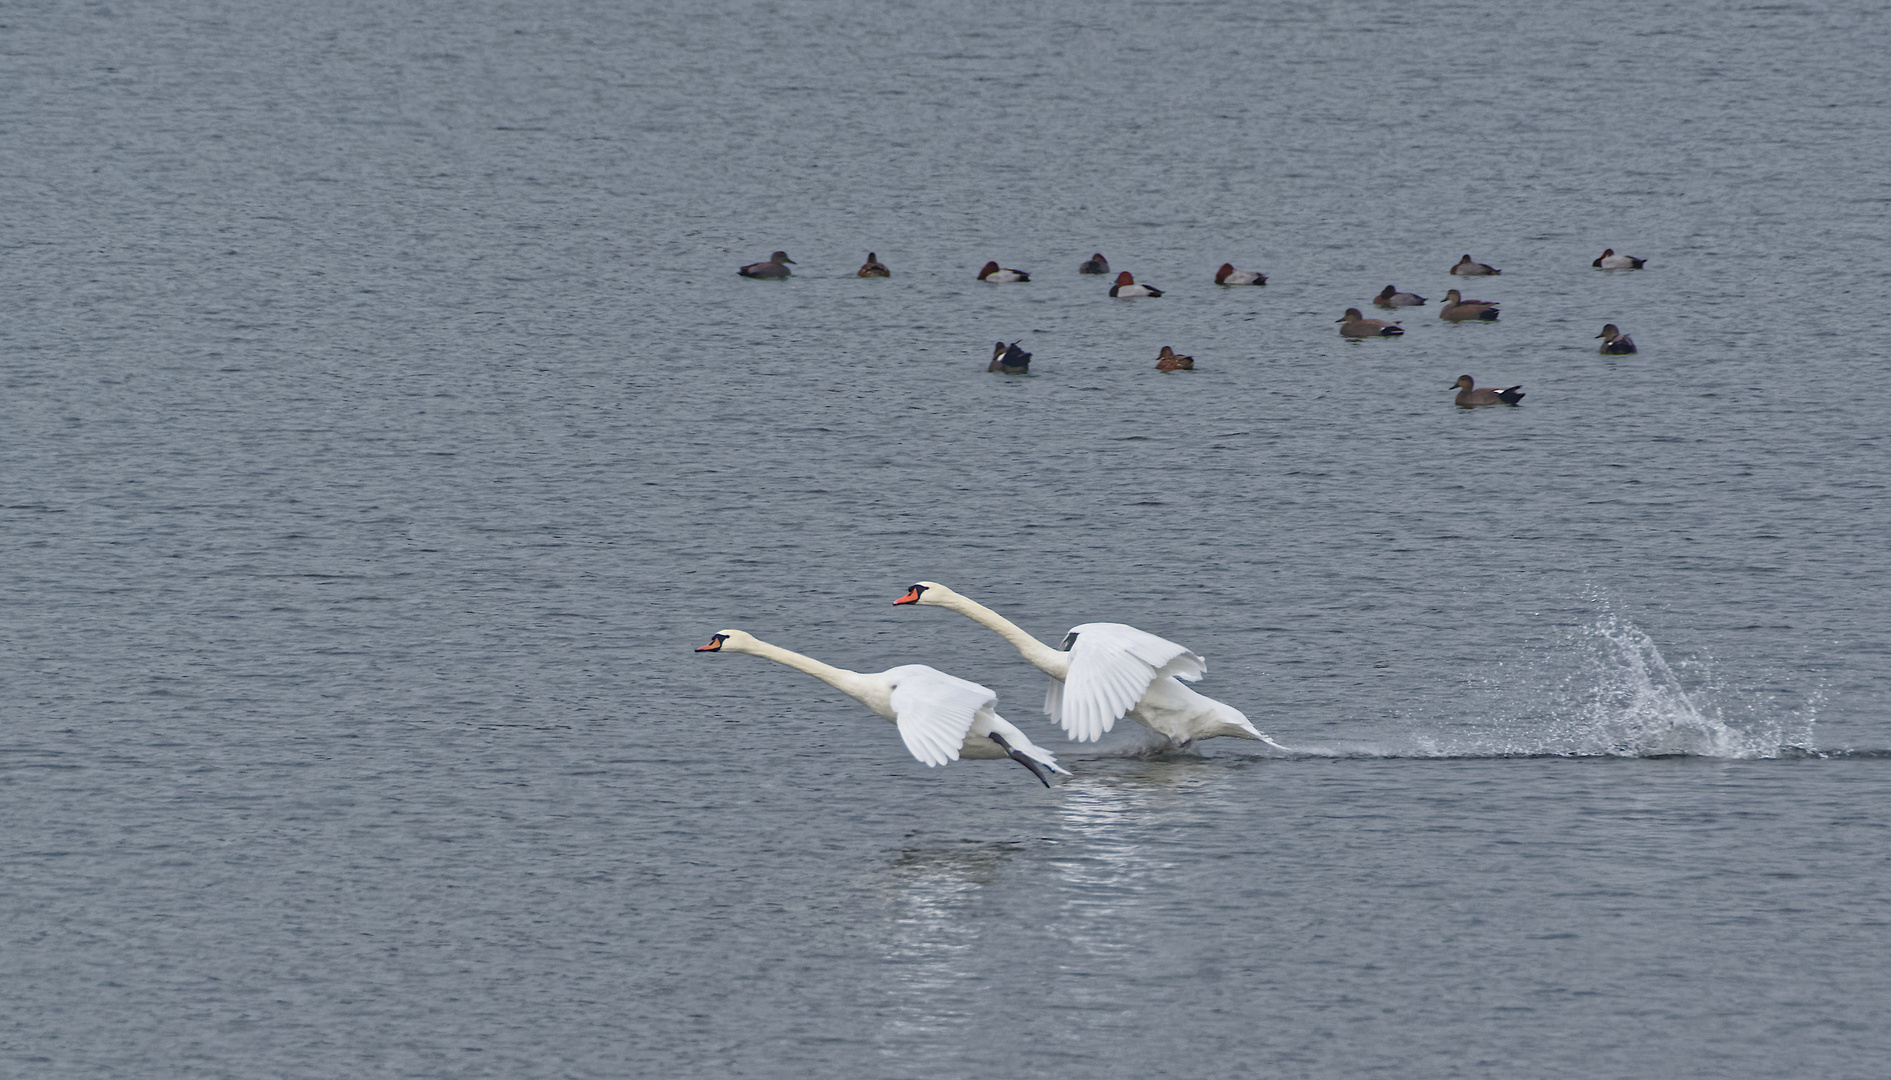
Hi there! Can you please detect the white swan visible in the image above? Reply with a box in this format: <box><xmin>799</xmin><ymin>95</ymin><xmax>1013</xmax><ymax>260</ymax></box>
<box><xmin>893</xmin><ymin>583</ymin><xmax>1283</xmax><ymax>750</ymax></box>
<box><xmin>695</xmin><ymin>629</ymin><xmax>1069</xmax><ymax>785</ymax></box>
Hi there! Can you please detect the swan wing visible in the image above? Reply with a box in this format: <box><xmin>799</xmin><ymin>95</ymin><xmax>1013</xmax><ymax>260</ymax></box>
<box><xmin>1058</xmin><ymin>622</ymin><xmax>1207</xmax><ymax>741</ymax></box>
<box><xmin>887</xmin><ymin>666</ymin><xmax>994</xmax><ymax>767</ymax></box>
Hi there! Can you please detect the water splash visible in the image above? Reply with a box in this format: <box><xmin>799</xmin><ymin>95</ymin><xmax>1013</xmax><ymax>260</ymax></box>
<box><xmin>1474</xmin><ymin>611</ymin><xmax>1818</xmax><ymax>759</ymax></box>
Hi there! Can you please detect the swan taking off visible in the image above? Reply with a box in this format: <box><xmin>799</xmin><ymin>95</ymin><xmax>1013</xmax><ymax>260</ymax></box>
<box><xmin>695</xmin><ymin>629</ymin><xmax>1068</xmax><ymax>785</ymax></box>
<box><xmin>893</xmin><ymin>583</ymin><xmax>1283</xmax><ymax>751</ymax></box>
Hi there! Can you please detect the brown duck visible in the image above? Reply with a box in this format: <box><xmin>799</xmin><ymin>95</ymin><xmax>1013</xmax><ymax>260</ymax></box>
<box><xmin>856</xmin><ymin>252</ymin><xmax>890</xmax><ymax>277</ymax></box>
<box><xmin>1440</xmin><ymin>289</ymin><xmax>1500</xmax><ymax>321</ymax></box>
<box><xmin>1154</xmin><ymin>346</ymin><xmax>1194</xmax><ymax>371</ymax></box>
<box><xmin>1453</xmin><ymin>375</ymin><xmax>1524</xmax><ymax>406</ymax></box>
<box><xmin>1338</xmin><ymin>308</ymin><xmax>1404</xmax><ymax>337</ymax></box>
<box><xmin>1597</xmin><ymin>324</ymin><xmax>1638</xmax><ymax>353</ymax></box>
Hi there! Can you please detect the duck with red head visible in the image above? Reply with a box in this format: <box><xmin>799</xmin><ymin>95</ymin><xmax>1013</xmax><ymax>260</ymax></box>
<box><xmin>1214</xmin><ymin>263</ymin><xmax>1266</xmax><ymax>286</ymax></box>
<box><xmin>695</xmin><ymin>628</ymin><xmax>1067</xmax><ymax>786</ymax></box>
<box><xmin>977</xmin><ymin>261</ymin><xmax>1029</xmax><ymax>282</ymax></box>
<box><xmin>1108</xmin><ymin>271</ymin><xmax>1163</xmax><ymax>298</ymax></box>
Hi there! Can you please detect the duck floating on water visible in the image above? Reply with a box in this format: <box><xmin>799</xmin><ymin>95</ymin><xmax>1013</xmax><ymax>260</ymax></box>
<box><xmin>1453</xmin><ymin>375</ymin><xmax>1524</xmax><ymax>406</ymax></box>
<box><xmin>1214</xmin><ymin>263</ymin><xmax>1266</xmax><ymax>286</ymax></box>
<box><xmin>1596</xmin><ymin>324</ymin><xmax>1638</xmax><ymax>353</ymax></box>
<box><xmin>738</xmin><ymin>251</ymin><xmax>795</xmax><ymax>278</ymax></box>
<box><xmin>1109</xmin><ymin>271</ymin><xmax>1163</xmax><ymax>298</ymax></box>
<box><xmin>1451</xmin><ymin>254</ymin><xmax>1501</xmax><ymax>276</ymax></box>
<box><xmin>978</xmin><ymin>261</ymin><xmax>1030</xmax><ymax>282</ymax></box>
<box><xmin>989</xmin><ymin>341</ymin><xmax>1032</xmax><ymax>374</ymax></box>
<box><xmin>1079</xmin><ymin>253</ymin><xmax>1110</xmax><ymax>275</ymax></box>
<box><xmin>1439</xmin><ymin>289</ymin><xmax>1500</xmax><ymax>322</ymax></box>
<box><xmin>1593</xmin><ymin>248</ymin><xmax>1647</xmax><ymax>269</ymax></box>
<box><xmin>1154</xmin><ymin>346</ymin><xmax>1194</xmax><ymax>371</ymax></box>
<box><xmin>1338</xmin><ymin>308</ymin><xmax>1404</xmax><ymax>337</ymax></box>
<box><xmin>1374</xmin><ymin>285</ymin><xmax>1427</xmax><ymax>308</ymax></box>
<box><xmin>857</xmin><ymin>252</ymin><xmax>890</xmax><ymax>277</ymax></box>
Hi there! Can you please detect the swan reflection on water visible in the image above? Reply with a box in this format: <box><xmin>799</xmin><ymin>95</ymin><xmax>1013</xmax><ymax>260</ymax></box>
<box><xmin>866</xmin><ymin>841</ymin><xmax>1022</xmax><ymax>1058</ymax></box>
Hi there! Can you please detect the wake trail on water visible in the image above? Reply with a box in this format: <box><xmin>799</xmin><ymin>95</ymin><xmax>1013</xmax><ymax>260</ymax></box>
<box><xmin>1258</xmin><ymin>610</ymin><xmax>1836</xmax><ymax>762</ymax></box>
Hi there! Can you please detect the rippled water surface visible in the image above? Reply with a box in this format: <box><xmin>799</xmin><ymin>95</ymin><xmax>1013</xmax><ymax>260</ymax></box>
<box><xmin>5</xmin><ymin>1</ymin><xmax>1891</xmax><ymax>1077</ymax></box>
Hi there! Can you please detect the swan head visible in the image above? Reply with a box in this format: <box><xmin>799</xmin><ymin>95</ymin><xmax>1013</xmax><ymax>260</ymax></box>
<box><xmin>695</xmin><ymin>629</ymin><xmax>755</xmax><ymax>652</ymax></box>
<box><xmin>1059</xmin><ymin>630</ymin><xmax>1078</xmax><ymax>651</ymax></box>
<box><xmin>894</xmin><ymin>581</ymin><xmax>953</xmax><ymax>606</ymax></box>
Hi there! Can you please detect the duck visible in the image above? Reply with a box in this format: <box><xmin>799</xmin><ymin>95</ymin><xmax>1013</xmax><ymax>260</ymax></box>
<box><xmin>1079</xmin><ymin>253</ymin><xmax>1111</xmax><ymax>275</ymax></box>
<box><xmin>1439</xmin><ymin>289</ymin><xmax>1500</xmax><ymax>322</ymax></box>
<box><xmin>1337</xmin><ymin>308</ymin><xmax>1404</xmax><ymax>337</ymax></box>
<box><xmin>989</xmin><ymin>341</ymin><xmax>1032</xmax><ymax>374</ymax></box>
<box><xmin>1154</xmin><ymin>346</ymin><xmax>1194</xmax><ymax>371</ymax></box>
<box><xmin>1215</xmin><ymin>263</ymin><xmax>1267</xmax><ymax>286</ymax></box>
<box><xmin>857</xmin><ymin>252</ymin><xmax>890</xmax><ymax>277</ymax></box>
<box><xmin>1374</xmin><ymin>285</ymin><xmax>1427</xmax><ymax>308</ymax></box>
<box><xmin>1108</xmin><ymin>271</ymin><xmax>1163</xmax><ymax>298</ymax></box>
<box><xmin>1596</xmin><ymin>324</ymin><xmax>1637</xmax><ymax>353</ymax></box>
<box><xmin>695</xmin><ymin>630</ymin><xmax>1067</xmax><ymax>785</ymax></box>
<box><xmin>894</xmin><ymin>582</ymin><xmax>1283</xmax><ymax>749</ymax></box>
<box><xmin>1593</xmin><ymin>248</ymin><xmax>1647</xmax><ymax>270</ymax></box>
<box><xmin>738</xmin><ymin>251</ymin><xmax>795</xmax><ymax>278</ymax></box>
<box><xmin>978</xmin><ymin>261</ymin><xmax>1030</xmax><ymax>282</ymax></box>
<box><xmin>1451</xmin><ymin>254</ymin><xmax>1501</xmax><ymax>276</ymax></box>
<box><xmin>1453</xmin><ymin>375</ymin><xmax>1524</xmax><ymax>406</ymax></box>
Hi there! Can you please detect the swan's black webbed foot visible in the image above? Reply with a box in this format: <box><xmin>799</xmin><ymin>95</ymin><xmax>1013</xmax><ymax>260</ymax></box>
<box><xmin>987</xmin><ymin>732</ymin><xmax>1051</xmax><ymax>787</ymax></box>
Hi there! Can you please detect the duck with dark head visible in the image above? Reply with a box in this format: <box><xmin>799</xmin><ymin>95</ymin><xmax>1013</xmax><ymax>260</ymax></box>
<box><xmin>989</xmin><ymin>341</ymin><xmax>1031</xmax><ymax>374</ymax></box>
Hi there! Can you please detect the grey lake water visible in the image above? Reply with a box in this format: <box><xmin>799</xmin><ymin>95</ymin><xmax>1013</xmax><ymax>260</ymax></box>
<box><xmin>5</xmin><ymin>1</ymin><xmax>1891</xmax><ymax>1077</ymax></box>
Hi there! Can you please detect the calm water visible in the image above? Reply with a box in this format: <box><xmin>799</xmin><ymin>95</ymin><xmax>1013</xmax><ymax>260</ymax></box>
<box><xmin>5</xmin><ymin>1</ymin><xmax>1891</xmax><ymax>1077</ymax></box>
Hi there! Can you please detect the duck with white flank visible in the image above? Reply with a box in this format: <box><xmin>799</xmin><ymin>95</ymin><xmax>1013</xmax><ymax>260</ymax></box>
<box><xmin>857</xmin><ymin>252</ymin><xmax>890</xmax><ymax>277</ymax></box>
<box><xmin>1453</xmin><ymin>376</ymin><xmax>1524</xmax><ymax>406</ymax></box>
<box><xmin>1338</xmin><ymin>308</ymin><xmax>1404</xmax><ymax>337</ymax></box>
<box><xmin>1593</xmin><ymin>248</ymin><xmax>1647</xmax><ymax>269</ymax></box>
<box><xmin>1439</xmin><ymin>289</ymin><xmax>1500</xmax><ymax>322</ymax></box>
<box><xmin>738</xmin><ymin>251</ymin><xmax>795</xmax><ymax>278</ymax></box>
<box><xmin>695</xmin><ymin>630</ymin><xmax>1067</xmax><ymax>786</ymax></box>
<box><xmin>894</xmin><ymin>582</ymin><xmax>1282</xmax><ymax>750</ymax></box>
<box><xmin>1214</xmin><ymin>263</ymin><xmax>1267</xmax><ymax>286</ymax></box>
<box><xmin>1451</xmin><ymin>254</ymin><xmax>1501</xmax><ymax>276</ymax></box>
<box><xmin>989</xmin><ymin>341</ymin><xmax>1032</xmax><ymax>374</ymax></box>
<box><xmin>1108</xmin><ymin>271</ymin><xmax>1162</xmax><ymax>298</ymax></box>
<box><xmin>1374</xmin><ymin>285</ymin><xmax>1427</xmax><ymax>308</ymax></box>
<box><xmin>1154</xmin><ymin>346</ymin><xmax>1194</xmax><ymax>371</ymax></box>
<box><xmin>978</xmin><ymin>261</ymin><xmax>1030</xmax><ymax>282</ymax></box>
<box><xmin>1079</xmin><ymin>253</ymin><xmax>1111</xmax><ymax>275</ymax></box>
<box><xmin>1597</xmin><ymin>324</ymin><xmax>1638</xmax><ymax>353</ymax></box>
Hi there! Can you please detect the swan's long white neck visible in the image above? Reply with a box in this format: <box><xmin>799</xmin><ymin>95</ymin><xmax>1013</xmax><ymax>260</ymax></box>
<box><xmin>929</xmin><ymin>588</ymin><xmax>1070</xmax><ymax>678</ymax></box>
<box><xmin>727</xmin><ymin>635</ymin><xmax>881</xmax><ymax>704</ymax></box>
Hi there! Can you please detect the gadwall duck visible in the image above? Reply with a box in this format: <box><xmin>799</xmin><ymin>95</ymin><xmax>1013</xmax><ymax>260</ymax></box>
<box><xmin>1596</xmin><ymin>324</ymin><xmax>1637</xmax><ymax>354</ymax></box>
<box><xmin>1109</xmin><ymin>271</ymin><xmax>1163</xmax><ymax>298</ymax></box>
<box><xmin>1451</xmin><ymin>254</ymin><xmax>1501</xmax><ymax>276</ymax></box>
<box><xmin>1592</xmin><ymin>248</ymin><xmax>1647</xmax><ymax>270</ymax></box>
<box><xmin>856</xmin><ymin>252</ymin><xmax>890</xmax><ymax>278</ymax></box>
<box><xmin>1079</xmin><ymin>253</ymin><xmax>1110</xmax><ymax>275</ymax></box>
<box><xmin>989</xmin><ymin>341</ymin><xmax>1031</xmax><ymax>374</ymax></box>
<box><xmin>1215</xmin><ymin>263</ymin><xmax>1267</xmax><ymax>286</ymax></box>
<box><xmin>1154</xmin><ymin>346</ymin><xmax>1194</xmax><ymax>371</ymax></box>
<box><xmin>738</xmin><ymin>251</ymin><xmax>795</xmax><ymax>278</ymax></box>
<box><xmin>1338</xmin><ymin>308</ymin><xmax>1404</xmax><ymax>337</ymax></box>
<box><xmin>978</xmin><ymin>261</ymin><xmax>1030</xmax><ymax>282</ymax></box>
<box><xmin>1439</xmin><ymin>289</ymin><xmax>1500</xmax><ymax>322</ymax></box>
<box><xmin>1453</xmin><ymin>375</ymin><xmax>1524</xmax><ymax>406</ymax></box>
<box><xmin>1374</xmin><ymin>285</ymin><xmax>1427</xmax><ymax>308</ymax></box>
